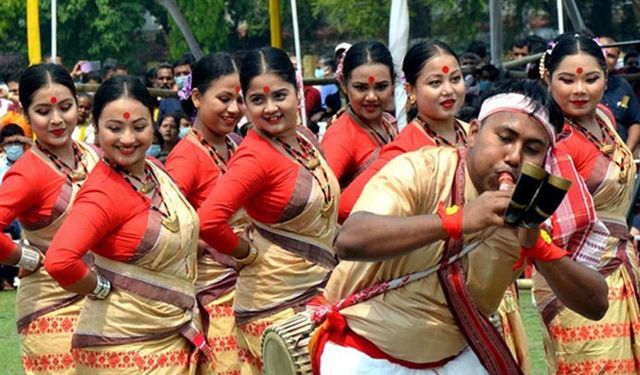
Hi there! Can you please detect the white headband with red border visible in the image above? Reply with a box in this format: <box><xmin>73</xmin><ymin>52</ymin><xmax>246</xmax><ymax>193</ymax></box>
<box><xmin>478</xmin><ymin>93</ymin><xmax>556</xmax><ymax>147</ymax></box>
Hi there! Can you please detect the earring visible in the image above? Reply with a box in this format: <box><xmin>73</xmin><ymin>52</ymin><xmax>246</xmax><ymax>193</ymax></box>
<box><xmin>409</xmin><ymin>95</ymin><xmax>416</xmax><ymax>104</ymax></box>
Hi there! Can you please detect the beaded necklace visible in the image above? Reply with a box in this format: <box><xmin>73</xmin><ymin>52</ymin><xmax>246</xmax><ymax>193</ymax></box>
<box><xmin>565</xmin><ymin>116</ymin><xmax>628</xmax><ymax>181</ymax></box>
<box><xmin>347</xmin><ymin>106</ymin><xmax>395</xmax><ymax>146</ymax></box>
<box><xmin>35</xmin><ymin>141</ymin><xmax>88</xmax><ymax>186</ymax></box>
<box><xmin>414</xmin><ymin>116</ymin><xmax>467</xmax><ymax>147</ymax></box>
<box><xmin>191</xmin><ymin>129</ymin><xmax>235</xmax><ymax>173</ymax></box>
<box><xmin>274</xmin><ymin>134</ymin><xmax>333</xmax><ymax>216</ymax></box>
<box><xmin>103</xmin><ymin>158</ymin><xmax>180</xmax><ymax>232</ymax></box>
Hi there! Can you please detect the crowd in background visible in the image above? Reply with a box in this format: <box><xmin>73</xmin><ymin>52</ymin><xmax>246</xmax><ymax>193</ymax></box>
<box><xmin>2</xmin><ymin>32</ymin><xmax>640</xmax><ymax>255</ymax></box>
<box><xmin>0</xmin><ymin>14</ymin><xmax>638</xmax><ymax>371</ymax></box>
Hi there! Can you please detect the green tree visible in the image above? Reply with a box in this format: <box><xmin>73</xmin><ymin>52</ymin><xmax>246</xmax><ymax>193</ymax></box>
<box><xmin>0</xmin><ymin>0</ymin><xmax>28</xmax><ymax>56</ymax></box>
<box><xmin>37</xmin><ymin>0</ymin><xmax>162</xmax><ymax>73</ymax></box>
<box><xmin>311</xmin><ymin>0</ymin><xmax>390</xmax><ymax>39</ymax></box>
<box><xmin>166</xmin><ymin>0</ymin><xmax>228</xmax><ymax>59</ymax></box>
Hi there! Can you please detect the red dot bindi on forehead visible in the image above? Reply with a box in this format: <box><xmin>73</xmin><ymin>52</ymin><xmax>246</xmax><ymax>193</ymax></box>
<box><xmin>442</xmin><ymin>65</ymin><xmax>450</xmax><ymax>74</ymax></box>
<box><xmin>50</xmin><ymin>96</ymin><xmax>57</xmax><ymax>104</ymax></box>
<box><xmin>123</xmin><ymin>112</ymin><xmax>131</xmax><ymax>120</ymax></box>
<box><xmin>235</xmin><ymin>86</ymin><xmax>241</xmax><ymax>94</ymax></box>
<box><xmin>263</xmin><ymin>85</ymin><xmax>270</xmax><ymax>94</ymax></box>
<box><xmin>368</xmin><ymin>76</ymin><xmax>375</xmax><ymax>84</ymax></box>
<box><xmin>576</xmin><ymin>67</ymin><xmax>584</xmax><ymax>74</ymax></box>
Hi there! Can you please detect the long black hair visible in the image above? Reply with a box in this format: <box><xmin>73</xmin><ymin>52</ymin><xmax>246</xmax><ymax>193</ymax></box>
<box><xmin>240</xmin><ymin>47</ymin><xmax>296</xmax><ymax>95</ymax></box>
<box><xmin>92</xmin><ymin>75</ymin><xmax>155</xmax><ymax>127</ymax></box>
<box><xmin>342</xmin><ymin>41</ymin><xmax>395</xmax><ymax>85</ymax></box>
<box><xmin>19</xmin><ymin>63</ymin><xmax>76</xmax><ymax>112</ymax></box>
<box><xmin>403</xmin><ymin>40</ymin><xmax>460</xmax><ymax>121</ymax></box>
<box><xmin>542</xmin><ymin>32</ymin><xmax>607</xmax><ymax>77</ymax></box>
<box><xmin>183</xmin><ymin>52</ymin><xmax>239</xmax><ymax>117</ymax></box>
<box><xmin>402</xmin><ymin>40</ymin><xmax>459</xmax><ymax>87</ymax></box>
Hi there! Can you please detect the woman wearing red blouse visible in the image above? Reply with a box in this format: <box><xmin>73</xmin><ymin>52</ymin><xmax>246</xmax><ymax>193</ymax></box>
<box><xmin>45</xmin><ymin>76</ymin><xmax>209</xmax><ymax>374</ymax></box>
<box><xmin>534</xmin><ymin>33</ymin><xmax>640</xmax><ymax>374</ymax></box>
<box><xmin>165</xmin><ymin>52</ymin><xmax>246</xmax><ymax>373</ymax></box>
<box><xmin>339</xmin><ymin>40</ymin><xmax>468</xmax><ymax>223</ymax></box>
<box><xmin>0</xmin><ymin>64</ymin><xmax>100</xmax><ymax>374</ymax></box>
<box><xmin>320</xmin><ymin>41</ymin><xmax>398</xmax><ymax>189</ymax></box>
<box><xmin>198</xmin><ymin>47</ymin><xmax>340</xmax><ymax>373</ymax></box>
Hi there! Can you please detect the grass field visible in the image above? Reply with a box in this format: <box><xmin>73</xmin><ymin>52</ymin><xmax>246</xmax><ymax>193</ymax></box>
<box><xmin>0</xmin><ymin>289</ymin><xmax>549</xmax><ymax>374</ymax></box>
<box><xmin>0</xmin><ymin>291</ymin><xmax>21</xmax><ymax>375</ymax></box>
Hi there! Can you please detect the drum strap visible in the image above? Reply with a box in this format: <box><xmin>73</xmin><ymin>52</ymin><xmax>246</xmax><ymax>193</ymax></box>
<box><xmin>310</xmin><ymin>148</ymin><xmax>521</xmax><ymax>374</ymax></box>
<box><xmin>436</xmin><ymin>148</ymin><xmax>523</xmax><ymax>375</ymax></box>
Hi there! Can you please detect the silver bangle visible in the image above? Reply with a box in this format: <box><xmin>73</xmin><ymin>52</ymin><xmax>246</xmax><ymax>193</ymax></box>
<box><xmin>234</xmin><ymin>245</ymin><xmax>258</xmax><ymax>266</ymax></box>
<box><xmin>89</xmin><ymin>274</ymin><xmax>112</xmax><ymax>300</ymax></box>
<box><xmin>17</xmin><ymin>246</ymin><xmax>41</xmax><ymax>271</ymax></box>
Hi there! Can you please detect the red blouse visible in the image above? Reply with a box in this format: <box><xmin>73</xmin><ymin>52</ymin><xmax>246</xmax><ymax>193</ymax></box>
<box><xmin>198</xmin><ymin>129</ymin><xmax>303</xmax><ymax>254</ymax></box>
<box><xmin>45</xmin><ymin>161</ymin><xmax>151</xmax><ymax>286</ymax></box>
<box><xmin>555</xmin><ymin>105</ymin><xmax>618</xmax><ymax>181</ymax></box>
<box><xmin>555</xmin><ymin>126</ymin><xmax>601</xmax><ymax>181</ymax></box>
<box><xmin>0</xmin><ymin>151</ymin><xmax>66</xmax><ymax>260</ymax></box>
<box><xmin>338</xmin><ymin>123</ymin><xmax>434</xmax><ymax>223</ymax></box>
<box><xmin>321</xmin><ymin>111</ymin><xmax>386</xmax><ymax>187</ymax></box>
<box><xmin>166</xmin><ymin>135</ymin><xmax>223</xmax><ymax>210</ymax></box>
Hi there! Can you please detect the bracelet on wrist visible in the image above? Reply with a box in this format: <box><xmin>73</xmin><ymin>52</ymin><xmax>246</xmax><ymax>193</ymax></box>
<box><xmin>17</xmin><ymin>245</ymin><xmax>42</xmax><ymax>271</ymax></box>
<box><xmin>234</xmin><ymin>245</ymin><xmax>258</xmax><ymax>266</ymax></box>
<box><xmin>512</xmin><ymin>229</ymin><xmax>568</xmax><ymax>270</ymax></box>
<box><xmin>436</xmin><ymin>202</ymin><xmax>463</xmax><ymax>240</ymax></box>
<box><xmin>88</xmin><ymin>274</ymin><xmax>112</xmax><ymax>300</ymax></box>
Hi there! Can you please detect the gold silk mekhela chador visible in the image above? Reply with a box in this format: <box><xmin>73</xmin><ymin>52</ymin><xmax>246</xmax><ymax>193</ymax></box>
<box><xmin>496</xmin><ymin>284</ymin><xmax>531</xmax><ymax>374</ymax></box>
<box><xmin>185</xmin><ymin>131</ymin><xmax>249</xmax><ymax>374</ymax></box>
<box><xmin>325</xmin><ymin>147</ymin><xmax>526</xmax><ymax>365</ymax></box>
<box><xmin>17</xmin><ymin>142</ymin><xmax>100</xmax><ymax>375</ymax></box>
<box><xmin>195</xmin><ymin>211</ymin><xmax>247</xmax><ymax>374</ymax></box>
<box><xmin>234</xmin><ymin>128</ymin><xmax>340</xmax><ymax>374</ymax></box>
<box><xmin>533</xmin><ymin>108</ymin><xmax>640</xmax><ymax>374</ymax></box>
<box><xmin>70</xmin><ymin>161</ymin><xmax>206</xmax><ymax>375</ymax></box>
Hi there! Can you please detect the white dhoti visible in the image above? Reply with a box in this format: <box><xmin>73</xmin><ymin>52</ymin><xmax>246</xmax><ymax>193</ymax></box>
<box><xmin>320</xmin><ymin>341</ymin><xmax>488</xmax><ymax>375</ymax></box>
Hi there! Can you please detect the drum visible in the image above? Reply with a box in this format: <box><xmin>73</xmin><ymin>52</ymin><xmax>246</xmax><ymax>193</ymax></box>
<box><xmin>261</xmin><ymin>311</ymin><xmax>317</xmax><ymax>375</ymax></box>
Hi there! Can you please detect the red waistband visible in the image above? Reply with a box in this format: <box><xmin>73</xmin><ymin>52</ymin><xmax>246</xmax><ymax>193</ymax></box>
<box><xmin>310</xmin><ymin>311</ymin><xmax>455</xmax><ymax>374</ymax></box>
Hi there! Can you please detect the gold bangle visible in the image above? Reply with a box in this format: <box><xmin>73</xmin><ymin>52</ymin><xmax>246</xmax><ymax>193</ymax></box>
<box><xmin>234</xmin><ymin>245</ymin><xmax>258</xmax><ymax>266</ymax></box>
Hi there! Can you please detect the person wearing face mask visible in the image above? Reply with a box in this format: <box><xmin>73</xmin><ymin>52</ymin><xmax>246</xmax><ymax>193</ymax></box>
<box><xmin>0</xmin><ymin>124</ymin><xmax>29</xmax><ymax>178</ymax></box>
<box><xmin>173</xmin><ymin>111</ymin><xmax>192</xmax><ymax>139</ymax></box>
<box><xmin>173</xmin><ymin>55</ymin><xmax>194</xmax><ymax>92</ymax></box>
<box><xmin>146</xmin><ymin>128</ymin><xmax>165</xmax><ymax>159</ymax></box>
<box><xmin>45</xmin><ymin>75</ymin><xmax>210</xmax><ymax>373</ymax></box>
<box><xmin>0</xmin><ymin>124</ymin><xmax>28</xmax><ymax>281</ymax></box>
<box><xmin>0</xmin><ymin>63</ymin><xmax>101</xmax><ymax>374</ymax></box>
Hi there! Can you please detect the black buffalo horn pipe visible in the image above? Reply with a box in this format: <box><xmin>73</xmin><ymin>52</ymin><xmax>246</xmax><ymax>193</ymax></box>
<box><xmin>519</xmin><ymin>174</ymin><xmax>572</xmax><ymax>228</ymax></box>
<box><xmin>504</xmin><ymin>162</ymin><xmax>548</xmax><ymax>225</ymax></box>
